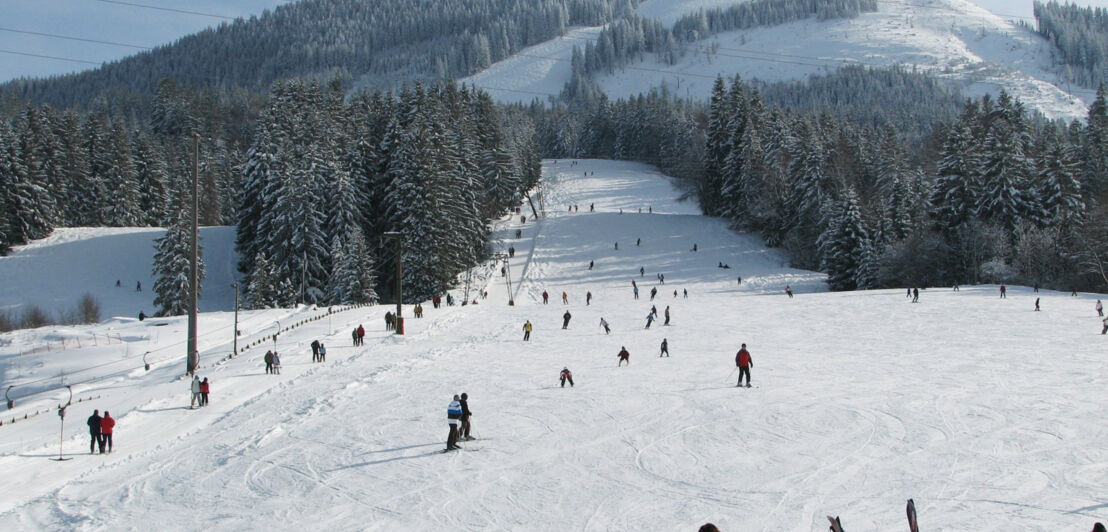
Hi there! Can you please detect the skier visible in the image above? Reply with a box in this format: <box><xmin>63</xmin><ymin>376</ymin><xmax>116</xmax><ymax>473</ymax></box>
<box><xmin>912</xmin><ymin>288</ymin><xmax>919</xmax><ymax>303</ymax></box>
<box><xmin>311</xmin><ymin>339</ymin><xmax>321</xmax><ymax>362</ymax></box>
<box><xmin>562</xmin><ymin>291</ymin><xmax>568</xmax><ymax>305</ymax></box>
<box><xmin>588</xmin><ymin>260</ymin><xmax>594</xmax><ymax>271</ymax></box>
<box><xmin>617</xmin><ymin>346</ymin><xmax>630</xmax><ymax>366</ymax></box>
<box><xmin>952</xmin><ymin>281</ymin><xmax>959</xmax><ymax>291</ymax></box>
<box><xmin>115</xmin><ymin>279</ymin><xmax>121</xmax><ymax>287</ymax></box>
<box><xmin>737</xmin><ymin>276</ymin><xmax>742</xmax><ymax>285</ymax></box>
<box><xmin>673</xmin><ymin>289</ymin><xmax>678</xmax><ymax>298</ymax></box>
<box><xmin>562</xmin><ymin>310</ymin><xmax>572</xmax><ymax>329</ymax></box>
<box><xmin>385</xmin><ymin>311</ymin><xmax>393</xmax><ymax>330</ymax></box>
<box><xmin>785</xmin><ymin>285</ymin><xmax>793</xmax><ymax>298</ymax></box>
<box><xmin>138</xmin><ymin>310</ymin><xmax>145</xmax><ymax>321</ymax></box>
<box><xmin>87</xmin><ymin>409</ymin><xmax>104</xmax><ymax>454</ymax></box>
<box><xmin>650</xmin><ymin>287</ymin><xmax>657</xmax><ymax>301</ymax></box>
<box><xmin>100</xmin><ymin>411</ymin><xmax>115</xmax><ymax>453</ymax></box>
<box><xmin>357</xmin><ymin>324</ymin><xmax>365</xmax><ymax>345</ymax></box>
<box><xmin>200</xmin><ymin>378</ymin><xmax>210</xmax><ymax>406</ymax></box>
<box><xmin>351</xmin><ymin>328</ymin><xmax>358</xmax><ymax>346</ymax></box>
<box><xmin>645</xmin><ymin>312</ymin><xmax>655</xmax><ymax>329</ymax></box>
<box><xmin>264</xmin><ymin>350</ymin><xmax>274</xmax><ymax>374</ymax></box>
<box><xmin>683</xmin><ymin>288</ymin><xmax>688</xmax><ymax>299</ymax></box>
<box><xmin>318</xmin><ymin>343</ymin><xmax>326</xmax><ymax>362</ymax></box>
<box><xmin>736</xmin><ymin>343</ymin><xmax>753</xmax><ymax>387</ymax></box>
<box><xmin>660</xmin><ymin>338</ymin><xmax>669</xmax><ymax>357</ymax></box>
<box><xmin>586</xmin><ymin>291</ymin><xmax>592</xmax><ymax>306</ymax></box>
<box><xmin>1098</xmin><ymin>300</ymin><xmax>1104</xmax><ymax>317</ymax></box>
<box><xmin>542</xmin><ymin>290</ymin><xmax>549</xmax><ymax>304</ymax></box>
<box><xmin>633</xmin><ymin>286</ymin><xmax>639</xmax><ymax>300</ymax></box>
<box><xmin>190</xmin><ymin>375</ymin><xmax>202</xmax><ymax>408</ymax></box>
<box><xmin>560</xmin><ymin>367</ymin><xmax>574</xmax><ymax>387</ymax></box>
<box><xmin>664</xmin><ymin>306</ymin><xmax>671</xmax><ymax>325</ymax></box>
<box><xmin>614</xmin><ymin>242</ymin><xmax>619</xmax><ymax>250</ymax></box>
<box><xmin>1000</xmin><ymin>284</ymin><xmax>1007</xmax><ymax>298</ymax></box>
<box><xmin>459</xmin><ymin>393</ymin><xmax>473</xmax><ymax>441</ymax></box>
<box><xmin>590</xmin><ymin>203</ymin><xmax>594</xmax><ymax>212</ymax></box>
<box><xmin>508</xmin><ymin>246</ymin><xmax>515</xmax><ymax>258</ymax></box>
<box><xmin>692</xmin><ymin>243</ymin><xmax>697</xmax><ymax>252</ymax></box>
<box><xmin>136</xmin><ymin>281</ymin><xmax>141</xmax><ymax>291</ymax></box>
<box><xmin>599</xmin><ymin>317</ymin><xmax>611</xmax><ymax>335</ymax></box>
<box><xmin>636</xmin><ymin>238</ymin><xmax>641</xmax><ymax>247</ymax></box>
<box><xmin>659</xmin><ymin>273</ymin><xmax>664</xmax><ymax>285</ymax></box>
<box><xmin>1072</xmin><ymin>286</ymin><xmax>1079</xmax><ymax>296</ymax></box>
<box><xmin>523</xmin><ymin>320</ymin><xmax>532</xmax><ymax>341</ymax></box>
<box><xmin>906</xmin><ymin>288</ymin><xmax>912</xmax><ymax>299</ymax></box>
<box><xmin>1035</xmin><ymin>297</ymin><xmax>1040</xmax><ymax>311</ymax></box>
<box><xmin>640</xmin><ymin>266</ymin><xmax>645</xmax><ymax>277</ymax></box>
<box><xmin>446</xmin><ymin>395</ymin><xmax>463</xmax><ymax>451</ymax></box>
<box><xmin>272</xmin><ymin>352</ymin><xmax>281</xmax><ymax>374</ymax></box>
<box><xmin>650</xmin><ymin>305</ymin><xmax>657</xmax><ymax>317</ymax></box>
<box><xmin>1101</xmin><ymin>315</ymin><xmax>1107</xmax><ymax>335</ymax></box>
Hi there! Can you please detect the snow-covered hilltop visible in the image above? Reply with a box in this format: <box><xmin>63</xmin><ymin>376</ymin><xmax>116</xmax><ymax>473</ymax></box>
<box><xmin>1</xmin><ymin>160</ymin><xmax>1105</xmax><ymax>530</ymax></box>
<box><xmin>464</xmin><ymin>0</ymin><xmax>1090</xmax><ymax>119</ymax></box>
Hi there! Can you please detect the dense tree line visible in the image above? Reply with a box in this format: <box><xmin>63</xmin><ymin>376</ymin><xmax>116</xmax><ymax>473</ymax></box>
<box><xmin>1033</xmin><ymin>0</ymin><xmax>1108</xmax><ymax>88</ymax></box>
<box><xmin>3</xmin><ymin>0</ymin><xmax>641</xmax><ymax>113</ymax></box>
<box><xmin>235</xmin><ymin>80</ymin><xmax>540</xmax><ymax>308</ymax></box>
<box><xmin>0</xmin><ymin>81</ymin><xmax>250</xmax><ymax>255</ymax></box>
<box><xmin>567</xmin><ymin>0</ymin><xmax>877</xmax><ymax>86</ymax></box>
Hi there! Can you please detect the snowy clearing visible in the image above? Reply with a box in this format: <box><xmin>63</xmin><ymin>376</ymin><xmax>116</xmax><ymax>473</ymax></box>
<box><xmin>1</xmin><ymin>160</ymin><xmax>1106</xmax><ymax>530</ymax></box>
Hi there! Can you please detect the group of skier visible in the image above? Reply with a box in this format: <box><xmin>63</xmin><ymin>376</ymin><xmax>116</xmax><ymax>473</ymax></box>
<box><xmin>445</xmin><ymin>393</ymin><xmax>474</xmax><ymax>451</ymax></box>
<box><xmin>86</xmin><ymin>409</ymin><xmax>116</xmax><ymax>454</ymax></box>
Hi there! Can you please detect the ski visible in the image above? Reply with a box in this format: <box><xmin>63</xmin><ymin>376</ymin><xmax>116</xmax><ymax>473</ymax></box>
<box><xmin>827</xmin><ymin>515</ymin><xmax>845</xmax><ymax>532</ymax></box>
<box><xmin>906</xmin><ymin>499</ymin><xmax>919</xmax><ymax>532</ymax></box>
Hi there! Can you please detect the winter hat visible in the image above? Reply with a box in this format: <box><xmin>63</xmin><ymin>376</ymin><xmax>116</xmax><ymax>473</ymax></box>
<box><xmin>460</xmin><ymin>393</ymin><xmax>468</xmax><ymax>400</ymax></box>
<box><xmin>453</xmin><ymin>395</ymin><xmax>459</xmax><ymax>401</ymax></box>
<box><xmin>1093</xmin><ymin>523</ymin><xmax>1106</xmax><ymax>532</ymax></box>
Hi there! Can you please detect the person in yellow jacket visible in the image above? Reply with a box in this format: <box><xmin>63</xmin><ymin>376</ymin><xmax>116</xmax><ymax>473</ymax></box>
<box><xmin>523</xmin><ymin>320</ymin><xmax>532</xmax><ymax>341</ymax></box>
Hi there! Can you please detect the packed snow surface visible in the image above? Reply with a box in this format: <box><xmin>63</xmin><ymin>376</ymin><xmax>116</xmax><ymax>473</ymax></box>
<box><xmin>464</xmin><ymin>0</ymin><xmax>1090</xmax><ymax>119</ymax></box>
<box><xmin>2</xmin><ymin>160</ymin><xmax>1107</xmax><ymax>530</ymax></box>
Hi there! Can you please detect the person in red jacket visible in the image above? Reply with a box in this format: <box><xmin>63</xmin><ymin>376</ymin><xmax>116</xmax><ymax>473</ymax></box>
<box><xmin>100</xmin><ymin>411</ymin><xmax>115</xmax><ymax>453</ymax></box>
<box><xmin>200</xmin><ymin>378</ymin><xmax>210</xmax><ymax>406</ymax></box>
<box><xmin>617</xmin><ymin>346</ymin><xmax>630</xmax><ymax>366</ymax></box>
<box><xmin>736</xmin><ymin>343</ymin><xmax>753</xmax><ymax>387</ymax></box>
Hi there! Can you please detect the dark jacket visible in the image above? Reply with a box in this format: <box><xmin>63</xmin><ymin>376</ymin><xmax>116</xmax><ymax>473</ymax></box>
<box><xmin>459</xmin><ymin>398</ymin><xmax>471</xmax><ymax>417</ymax></box>
<box><xmin>87</xmin><ymin>413</ymin><xmax>102</xmax><ymax>433</ymax></box>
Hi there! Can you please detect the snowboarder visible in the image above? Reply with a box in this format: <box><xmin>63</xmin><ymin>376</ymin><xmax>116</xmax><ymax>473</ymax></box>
<box><xmin>599</xmin><ymin>317</ymin><xmax>610</xmax><ymax>334</ymax></box>
<box><xmin>87</xmin><ymin>409</ymin><xmax>104</xmax><ymax>454</ymax></box>
<box><xmin>459</xmin><ymin>393</ymin><xmax>473</xmax><ymax>441</ymax></box>
<box><xmin>645</xmin><ymin>312</ymin><xmax>655</xmax><ymax>329</ymax></box>
<box><xmin>100</xmin><ymin>411</ymin><xmax>115</xmax><ymax>453</ymax></box>
<box><xmin>586</xmin><ymin>291</ymin><xmax>592</xmax><ymax>305</ymax></box>
<box><xmin>785</xmin><ymin>285</ymin><xmax>793</xmax><ymax>298</ymax></box>
<box><xmin>736</xmin><ymin>344</ymin><xmax>753</xmax><ymax>387</ymax></box>
<box><xmin>650</xmin><ymin>287</ymin><xmax>657</xmax><ymax>301</ymax></box>
<box><xmin>617</xmin><ymin>346</ymin><xmax>630</xmax><ymax>366</ymax></box>
<box><xmin>660</xmin><ymin>338</ymin><xmax>669</xmax><ymax>357</ymax></box>
<box><xmin>311</xmin><ymin>339</ymin><xmax>321</xmax><ymax>362</ymax></box>
<box><xmin>200</xmin><ymin>378</ymin><xmax>210</xmax><ymax>406</ymax></box>
<box><xmin>1099</xmin><ymin>300</ymin><xmax>1105</xmax><ymax>317</ymax></box>
<box><xmin>446</xmin><ymin>395</ymin><xmax>463</xmax><ymax>451</ymax></box>
<box><xmin>318</xmin><ymin>343</ymin><xmax>326</xmax><ymax>362</ymax></box>
<box><xmin>560</xmin><ymin>367</ymin><xmax>574</xmax><ymax>387</ymax></box>
<box><xmin>264</xmin><ymin>350</ymin><xmax>274</xmax><ymax>374</ymax></box>
<box><xmin>663</xmin><ymin>306</ymin><xmax>670</xmax><ymax>325</ymax></box>
<box><xmin>562</xmin><ymin>311</ymin><xmax>572</xmax><ymax>329</ymax></box>
<box><xmin>523</xmin><ymin>320</ymin><xmax>532</xmax><ymax>341</ymax></box>
<box><xmin>1035</xmin><ymin>298</ymin><xmax>1040</xmax><ymax>311</ymax></box>
<box><xmin>190</xmin><ymin>375</ymin><xmax>202</xmax><ymax>408</ymax></box>
<box><xmin>542</xmin><ymin>290</ymin><xmax>549</xmax><ymax>304</ymax></box>
<box><xmin>562</xmin><ymin>291</ymin><xmax>568</xmax><ymax>304</ymax></box>
<box><xmin>1000</xmin><ymin>284</ymin><xmax>1007</xmax><ymax>298</ymax></box>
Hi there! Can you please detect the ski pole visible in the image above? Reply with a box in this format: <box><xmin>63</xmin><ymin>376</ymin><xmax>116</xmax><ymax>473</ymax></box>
<box><xmin>726</xmin><ymin>367</ymin><xmax>737</xmax><ymax>383</ymax></box>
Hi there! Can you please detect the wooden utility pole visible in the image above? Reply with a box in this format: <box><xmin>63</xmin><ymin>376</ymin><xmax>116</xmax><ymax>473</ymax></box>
<box><xmin>187</xmin><ymin>133</ymin><xmax>199</xmax><ymax>375</ymax></box>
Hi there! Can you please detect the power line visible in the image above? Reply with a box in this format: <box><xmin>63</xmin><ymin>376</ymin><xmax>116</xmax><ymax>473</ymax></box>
<box><xmin>0</xmin><ymin>49</ymin><xmax>101</xmax><ymax>65</ymax></box>
<box><xmin>0</xmin><ymin>27</ymin><xmax>152</xmax><ymax>50</ymax></box>
<box><xmin>87</xmin><ymin>0</ymin><xmax>235</xmax><ymax>20</ymax></box>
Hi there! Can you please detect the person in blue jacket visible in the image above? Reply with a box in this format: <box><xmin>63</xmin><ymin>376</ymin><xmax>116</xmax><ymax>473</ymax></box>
<box><xmin>446</xmin><ymin>395</ymin><xmax>463</xmax><ymax>451</ymax></box>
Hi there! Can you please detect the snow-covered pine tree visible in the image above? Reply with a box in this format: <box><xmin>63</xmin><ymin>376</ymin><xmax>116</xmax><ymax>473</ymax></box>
<box><xmin>976</xmin><ymin>119</ymin><xmax>1031</xmax><ymax>232</ymax></box>
<box><xmin>701</xmin><ymin>76</ymin><xmax>731</xmax><ymax>215</ymax></box>
<box><xmin>246</xmin><ymin>252</ymin><xmax>283</xmax><ymax>309</ymax></box>
<box><xmin>101</xmin><ymin>121</ymin><xmax>140</xmax><ymax>227</ymax></box>
<box><xmin>1</xmin><ymin>121</ymin><xmax>53</xmax><ymax>244</ymax></box>
<box><xmin>819</xmin><ymin>188</ymin><xmax>870</xmax><ymax>291</ymax></box>
<box><xmin>131</xmin><ymin>131</ymin><xmax>169</xmax><ymax>226</ymax></box>
<box><xmin>235</xmin><ymin>122</ymin><xmax>279</xmax><ymax>278</ymax></box>
<box><xmin>1036</xmin><ymin>138</ymin><xmax>1084</xmax><ymax>228</ymax></box>
<box><xmin>931</xmin><ymin>119</ymin><xmax>979</xmax><ymax>233</ymax></box>
<box><xmin>152</xmin><ymin>209</ymin><xmax>205</xmax><ymax>316</ymax></box>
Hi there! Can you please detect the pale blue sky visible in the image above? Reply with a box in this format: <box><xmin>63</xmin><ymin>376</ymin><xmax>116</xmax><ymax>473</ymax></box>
<box><xmin>2</xmin><ymin>1</ymin><xmax>1108</xmax><ymax>83</ymax></box>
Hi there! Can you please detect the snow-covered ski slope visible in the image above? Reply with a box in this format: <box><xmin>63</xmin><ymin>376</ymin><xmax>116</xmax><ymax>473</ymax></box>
<box><xmin>2</xmin><ymin>160</ymin><xmax>1107</xmax><ymax>531</ymax></box>
<box><xmin>462</xmin><ymin>0</ymin><xmax>1090</xmax><ymax>120</ymax></box>
<box><xmin>0</xmin><ymin>226</ymin><xmax>239</xmax><ymax>319</ymax></box>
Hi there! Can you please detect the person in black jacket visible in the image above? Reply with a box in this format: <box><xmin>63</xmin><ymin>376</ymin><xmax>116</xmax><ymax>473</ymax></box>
<box><xmin>459</xmin><ymin>393</ymin><xmax>473</xmax><ymax>441</ymax></box>
<box><xmin>562</xmin><ymin>311</ymin><xmax>572</xmax><ymax>329</ymax></box>
<box><xmin>87</xmin><ymin>409</ymin><xmax>104</xmax><ymax>454</ymax></box>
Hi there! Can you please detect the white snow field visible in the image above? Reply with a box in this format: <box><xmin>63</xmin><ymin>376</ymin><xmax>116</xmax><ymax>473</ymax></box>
<box><xmin>2</xmin><ymin>160</ymin><xmax>1108</xmax><ymax>531</ymax></box>
<box><xmin>464</xmin><ymin>0</ymin><xmax>1090</xmax><ymax>119</ymax></box>
<box><xmin>0</xmin><ymin>226</ymin><xmax>239</xmax><ymax>320</ymax></box>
